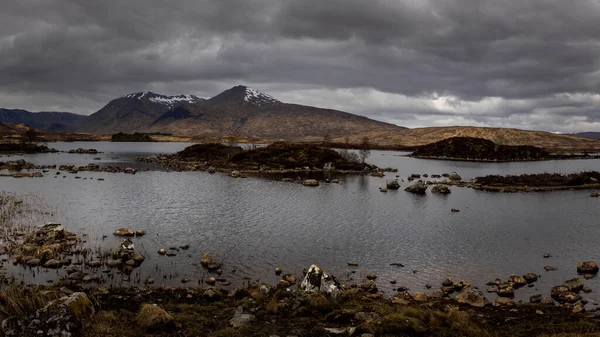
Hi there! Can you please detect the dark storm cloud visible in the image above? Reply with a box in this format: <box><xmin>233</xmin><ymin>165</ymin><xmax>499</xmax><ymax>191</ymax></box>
<box><xmin>2</xmin><ymin>0</ymin><xmax>600</xmax><ymax>131</ymax></box>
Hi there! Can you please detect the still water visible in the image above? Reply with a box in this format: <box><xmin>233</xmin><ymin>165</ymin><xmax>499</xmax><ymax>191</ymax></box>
<box><xmin>1</xmin><ymin>142</ymin><xmax>600</xmax><ymax>304</ymax></box>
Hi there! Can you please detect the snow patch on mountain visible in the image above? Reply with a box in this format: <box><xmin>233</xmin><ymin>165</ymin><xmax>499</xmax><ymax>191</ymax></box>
<box><xmin>121</xmin><ymin>91</ymin><xmax>207</xmax><ymax>107</ymax></box>
<box><xmin>243</xmin><ymin>87</ymin><xmax>281</xmax><ymax>106</ymax></box>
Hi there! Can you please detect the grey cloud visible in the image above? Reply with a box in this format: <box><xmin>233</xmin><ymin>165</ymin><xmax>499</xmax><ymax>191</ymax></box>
<box><xmin>1</xmin><ymin>0</ymin><xmax>600</xmax><ymax>132</ymax></box>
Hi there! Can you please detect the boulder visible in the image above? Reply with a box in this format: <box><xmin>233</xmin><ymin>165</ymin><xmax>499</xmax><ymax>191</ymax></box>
<box><xmin>449</xmin><ymin>172</ymin><xmax>462</xmax><ymax>181</ymax></box>
<box><xmin>386</xmin><ymin>180</ymin><xmax>400</xmax><ymax>190</ymax></box>
<box><xmin>360</xmin><ymin>280</ymin><xmax>378</xmax><ymax>293</ymax></box>
<box><xmin>136</xmin><ymin>304</ymin><xmax>174</xmax><ymax>331</ymax></box>
<box><xmin>43</xmin><ymin>259</ymin><xmax>61</xmax><ymax>269</ymax></box>
<box><xmin>577</xmin><ymin>261</ymin><xmax>599</xmax><ymax>274</ymax></box>
<box><xmin>431</xmin><ymin>185</ymin><xmax>451</xmax><ymax>194</ymax></box>
<box><xmin>412</xmin><ymin>292</ymin><xmax>428</xmax><ymax>302</ymax></box>
<box><xmin>2</xmin><ymin>292</ymin><xmax>94</xmax><ymax>337</ymax></box>
<box><xmin>564</xmin><ymin>278</ymin><xmax>584</xmax><ymax>292</ymax></box>
<box><xmin>303</xmin><ymin>179</ymin><xmax>320</xmax><ymax>187</ymax></box>
<box><xmin>200</xmin><ymin>253</ymin><xmax>223</xmax><ymax>271</ymax></box>
<box><xmin>300</xmin><ymin>264</ymin><xmax>343</xmax><ymax>297</ymax></box>
<box><xmin>456</xmin><ymin>288</ymin><xmax>488</xmax><ymax>307</ymax></box>
<box><xmin>229</xmin><ymin>306</ymin><xmax>256</xmax><ymax>328</ymax></box>
<box><xmin>497</xmin><ymin>284</ymin><xmax>515</xmax><ymax>298</ymax></box>
<box><xmin>523</xmin><ymin>273</ymin><xmax>538</xmax><ymax>283</ymax></box>
<box><xmin>551</xmin><ymin>285</ymin><xmax>570</xmax><ymax>299</ymax></box>
<box><xmin>494</xmin><ymin>297</ymin><xmax>514</xmax><ymax>307</ymax></box>
<box><xmin>508</xmin><ymin>275</ymin><xmax>527</xmax><ymax>287</ymax></box>
<box><xmin>404</xmin><ymin>182</ymin><xmax>427</xmax><ymax>194</ymax></box>
<box><xmin>230</xmin><ymin>171</ymin><xmax>241</xmax><ymax>178</ymax></box>
<box><xmin>366</xmin><ymin>272</ymin><xmax>377</xmax><ymax>280</ymax></box>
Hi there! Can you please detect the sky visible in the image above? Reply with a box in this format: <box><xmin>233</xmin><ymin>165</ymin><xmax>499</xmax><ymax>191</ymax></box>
<box><xmin>2</xmin><ymin>0</ymin><xmax>600</xmax><ymax>132</ymax></box>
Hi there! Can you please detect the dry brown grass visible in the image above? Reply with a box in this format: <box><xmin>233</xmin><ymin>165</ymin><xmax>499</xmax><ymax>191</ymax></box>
<box><xmin>0</xmin><ymin>286</ymin><xmax>59</xmax><ymax>322</ymax></box>
<box><xmin>136</xmin><ymin>304</ymin><xmax>174</xmax><ymax>331</ymax></box>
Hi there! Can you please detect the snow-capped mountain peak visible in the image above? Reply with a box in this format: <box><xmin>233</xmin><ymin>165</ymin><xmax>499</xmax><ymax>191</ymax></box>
<box><xmin>242</xmin><ymin>86</ymin><xmax>281</xmax><ymax>106</ymax></box>
<box><xmin>121</xmin><ymin>91</ymin><xmax>207</xmax><ymax>107</ymax></box>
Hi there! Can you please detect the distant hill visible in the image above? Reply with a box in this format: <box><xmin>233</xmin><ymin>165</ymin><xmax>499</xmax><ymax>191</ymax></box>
<box><xmin>0</xmin><ymin>122</ymin><xmax>105</xmax><ymax>142</ymax></box>
<box><xmin>82</xmin><ymin>85</ymin><xmax>404</xmax><ymax>140</ymax></box>
<box><xmin>0</xmin><ymin>109</ymin><xmax>86</xmax><ymax>131</ymax></box>
<box><xmin>411</xmin><ymin>137</ymin><xmax>551</xmax><ymax>161</ymax></box>
<box><xmin>334</xmin><ymin>126</ymin><xmax>600</xmax><ymax>153</ymax></box>
<box><xmin>573</xmin><ymin>132</ymin><xmax>600</xmax><ymax>139</ymax></box>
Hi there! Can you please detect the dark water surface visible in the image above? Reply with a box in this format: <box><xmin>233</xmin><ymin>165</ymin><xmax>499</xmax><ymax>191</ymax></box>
<box><xmin>1</xmin><ymin>142</ymin><xmax>600</xmax><ymax>305</ymax></box>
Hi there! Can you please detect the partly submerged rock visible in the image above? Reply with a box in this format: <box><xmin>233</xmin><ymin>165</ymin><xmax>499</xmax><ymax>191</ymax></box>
<box><xmin>300</xmin><ymin>264</ymin><xmax>343</xmax><ymax>297</ymax></box>
<box><xmin>386</xmin><ymin>179</ymin><xmax>400</xmax><ymax>190</ymax></box>
<box><xmin>113</xmin><ymin>228</ymin><xmax>134</xmax><ymax>236</ymax></box>
<box><xmin>577</xmin><ymin>261</ymin><xmax>599</xmax><ymax>274</ymax></box>
<box><xmin>404</xmin><ymin>182</ymin><xmax>427</xmax><ymax>194</ymax></box>
<box><xmin>200</xmin><ymin>253</ymin><xmax>223</xmax><ymax>271</ymax></box>
<box><xmin>431</xmin><ymin>184</ymin><xmax>451</xmax><ymax>194</ymax></box>
<box><xmin>303</xmin><ymin>179</ymin><xmax>320</xmax><ymax>187</ymax></box>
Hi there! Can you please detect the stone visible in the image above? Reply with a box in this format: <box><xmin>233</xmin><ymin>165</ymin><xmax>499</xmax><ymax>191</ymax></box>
<box><xmin>354</xmin><ymin>312</ymin><xmax>380</xmax><ymax>322</ymax></box>
<box><xmin>508</xmin><ymin>274</ymin><xmax>527</xmax><ymax>287</ymax></box>
<box><xmin>229</xmin><ymin>306</ymin><xmax>256</xmax><ymax>328</ymax></box>
<box><xmin>282</xmin><ymin>274</ymin><xmax>297</xmax><ymax>284</ymax></box>
<box><xmin>43</xmin><ymin>259</ymin><xmax>61</xmax><ymax>269</ymax></box>
<box><xmin>132</xmin><ymin>252</ymin><xmax>145</xmax><ymax>264</ymax></box>
<box><xmin>456</xmin><ymin>288</ymin><xmax>488</xmax><ymax>307</ymax></box>
<box><xmin>564</xmin><ymin>278</ymin><xmax>584</xmax><ymax>292</ymax></box>
<box><xmin>523</xmin><ymin>273</ymin><xmax>538</xmax><ymax>283</ymax></box>
<box><xmin>431</xmin><ymin>184</ymin><xmax>451</xmax><ymax>194</ymax></box>
<box><xmin>303</xmin><ymin>179</ymin><xmax>319</xmax><ymax>187</ymax></box>
<box><xmin>200</xmin><ymin>253</ymin><xmax>222</xmax><ymax>271</ymax></box>
<box><xmin>67</xmin><ymin>271</ymin><xmax>86</xmax><ymax>281</ymax></box>
<box><xmin>113</xmin><ymin>227</ymin><xmax>134</xmax><ymax>236</ymax></box>
<box><xmin>449</xmin><ymin>172</ymin><xmax>462</xmax><ymax>181</ymax></box>
<box><xmin>584</xmin><ymin>274</ymin><xmax>596</xmax><ymax>280</ymax></box>
<box><xmin>404</xmin><ymin>182</ymin><xmax>427</xmax><ymax>194</ymax></box>
<box><xmin>494</xmin><ymin>297</ymin><xmax>514</xmax><ymax>306</ymax></box>
<box><xmin>158</xmin><ymin>248</ymin><xmax>166</xmax><ymax>255</ymax></box>
<box><xmin>86</xmin><ymin>260</ymin><xmax>102</xmax><ymax>268</ymax></box>
<box><xmin>206</xmin><ymin>277</ymin><xmax>216</xmax><ymax>285</ymax></box>
<box><xmin>135</xmin><ymin>230</ymin><xmax>146</xmax><ymax>236</ymax></box>
<box><xmin>366</xmin><ymin>272</ymin><xmax>377</xmax><ymax>280</ymax></box>
<box><xmin>275</xmin><ymin>267</ymin><xmax>283</xmax><ymax>275</ymax></box>
<box><xmin>136</xmin><ymin>304</ymin><xmax>174</xmax><ymax>331</ymax></box>
<box><xmin>203</xmin><ymin>288</ymin><xmax>222</xmax><ymax>300</ymax></box>
<box><xmin>536</xmin><ymin>310</ymin><xmax>544</xmax><ymax>315</ymax></box>
<box><xmin>412</xmin><ymin>292</ymin><xmax>428</xmax><ymax>302</ymax></box>
<box><xmin>583</xmin><ymin>287</ymin><xmax>593</xmax><ymax>293</ymax></box>
<box><xmin>386</xmin><ymin>179</ymin><xmax>400</xmax><ymax>190</ymax></box>
<box><xmin>442</xmin><ymin>278</ymin><xmax>454</xmax><ymax>287</ymax></box>
<box><xmin>530</xmin><ymin>294</ymin><xmax>543</xmax><ymax>304</ymax></box>
<box><xmin>551</xmin><ymin>285</ymin><xmax>569</xmax><ymax>299</ymax></box>
<box><xmin>573</xmin><ymin>304</ymin><xmax>584</xmax><ymax>313</ymax></box>
<box><xmin>360</xmin><ymin>280</ymin><xmax>378</xmax><ymax>293</ymax></box>
<box><xmin>347</xmin><ymin>261</ymin><xmax>358</xmax><ymax>267</ymax></box>
<box><xmin>2</xmin><ymin>292</ymin><xmax>93</xmax><ymax>337</ymax></box>
<box><xmin>25</xmin><ymin>258</ymin><xmax>40</xmax><ymax>267</ymax></box>
<box><xmin>540</xmin><ymin>297</ymin><xmax>555</xmax><ymax>305</ymax></box>
<box><xmin>230</xmin><ymin>170</ymin><xmax>241</xmax><ymax>178</ymax></box>
<box><xmin>106</xmin><ymin>259</ymin><xmax>122</xmax><ymax>267</ymax></box>
<box><xmin>300</xmin><ymin>264</ymin><xmax>343</xmax><ymax>297</ymax></box>
<box><xmin>577</xmin><ymin>261</ymin><xmax>599</xmax><ymax>274</ymax></box>
<box><xmin>543</xmin><ymin>253</ymin><xmax>552</xmax><ymax>258</ymax></box>
<box><xmin>451</xmin><ymin>208</ymin><xmax>460</xmax><ymax>212</ymax></box>
<box><xmin>544</xmin><ymin>266</ymin><xmax>558</xmax><ymax>271</ymax></box>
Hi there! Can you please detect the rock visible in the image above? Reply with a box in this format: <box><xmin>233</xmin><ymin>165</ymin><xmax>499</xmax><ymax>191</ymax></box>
<box><xmin>497</xmin><ymin>284</ymin><xmax>515</xmax><ymax>298</ymax></box>
<box><xmin>43</xmin><ymin>259</ymin><xmax>61</xmax><ymax>269</ymax></box>
<box><xmin>453</xmin><ymin>280</ymin><xmax>471</xmax><ymax>291</ymax></box>
<box><xmin>523</xmin><ymin>273</ymin><xmax>538</xmax><ymax>283</ymax></box>
<box><xmin>551</xmin><ymin>285</ymin><xmax>569</xmax><ymax>299</ymax></box>
<box><xmin>413</xmin><ymin>292</ymin><xmax>428</xmax><ymax>302</ymax></box>
<box><xmin>573</xmin><ymin>304</ymin><xmax>584</xmax><ymax>313</ymax></box>
<box><xmin>544</xmin><ymin>266</ymin><xmax>558</xmax><ymax>271</ymax></box>
<box><xmin>87</xmin><ymin>260</ymin><xmax>102</xmax><ymax>268</ymax></box>
<box><xmin>125</xmin><ymin>259</ymin><xmax>136</xmax><ymax>266</ymax></box>
<box><xmin>360</xmin><ymin>280</ymin><xmax>378</xmax><ymax>293</ymax></box>
<box><xmin>207</xmin><ymin>166</ymin><xmax>216</xmax><ymax>173</ymax></box>
<box><xmin>451</xmin><ymin>208</ymin><xmax>460</xmax><ymax>212</ymax></box>
<box><xmin>486</xmin><ymin>286</ymin><xmax>498</xmax><ymax>293</ymax></box>
<box><xmin>584</xmin><ymin>274</ymin><xmax>596</xmax><ymax>280</ymax></box>
<box><xmin>449</xmin><ymin>172</ymin><xmax>462</xmax><ymax>181</ymax></box>
<box><xmin>530</xmin><ymin>294</ymin><xmax>542</xmax><ymax>303</ymax></box>
<box><xmin>206</xmin><ymin>277</ymin><xmax>216</xmax><ymax>285</ymax></box>
<box><xmin>106</xmin><ymin>259</ymin><xmax>122</xmax><ymax>267</ymax></box>
<box><xmin>113</xmin><ymin>227</ymin><xmax>134</xmax><ymax>236</ymax></box>
<box><xmin>379</xmin><ymin>188</ymin><xmax>388</xmax><ymax>193</ymax></box>
<box><xmin>323</xmin><ymin>327</ymin><xmax>357</xmax><ymax>335</ymax></box>
<box><xmin>200</xmin><ymin>253</ymin><xmax>223</xmax><ymax>271</ymax></box>
<box><xmin>282</xmin><ymin>274</ymin><xmax>297</xmax><ymax>284</ymax></box>
<box><xmin>404</xmin><ymin>182</ymin><xmax>427</xmax><ymax>194</ymax></box>
<box><xmin>229</xmin><ymin>288</ymin><xmax>251</xmax><ymax>299</ymax></box>
<box><xmin>157</xmin><ymin>248</ymin><xmax>166</xmax><ymax>255</ymax></box>
<box><xmin>203</xmin><ymin>288</ymin><xmax>222</xmax><ymax>301</ymax></box>
<box><xmin>132</xmin><ymin>252</ymin><xmax>145</xmax><ymax>264</ymax></box>
<box><xmin>137</xmin><ymin>303</ymin><xmax>174</xmax><ymax>331</ymax></box>
<box><xmin>229</xmin><ymin>306</ymin><xmax>256</xmax><ymax>328</ymax></box>
<box><xmin>564</xmin><ymin>278</ymin><xmax>584</xmax><ymax>292</ymax></box>
<box><xmin>508</xmin><ymin>274</ymin><xmax>527</xmax><ymax>287</ymax></box>
<box><xmin>442</xmin><ymin>278</ymin><xmax>454</xmax><ymax>287</ymax></box>
<box><xmin>536</xmin><ymin>310</ymin><xmax>544</xmax><ymax>315</ymax></box>
<box><xmin>366</xmin><ymin>272</ymin><xmax>377</xmax><ymax>280</ymax></box>
<box><xmin>135</xmin><ymin>230</ymin><xmax>146</xmax><ymax>236</ymax></box>
<box><xmin>25</xmin><ymin>258</ymin><xmax>40</xmax><ymax>267</ymax></box>
<box><xmin>67</xmin><ymin>271</ymin><xmax>86</xmax><ymax>281</ymax></box>
<box><xmin>347</xmin><ymin>261</ymin><xmax>358</xmax><ymax>267</ymax></box>
<box><xmin>543</xmin><ymin>253</ymin><xmax>553</xmax><ymax>258</ymax></box>
<box><xmin>145</xmin><ymin>278</ymin><xmax>155</xmax><ymax>285</ymax></box>
<box><xmin>386</xmin><ymin>179</ymin><xmax>400</xmax><ymax>190</ymax></box>
<box><xmin>230</xmin><ymin>170</ymin><xmax>241</xmax><ymax>178</ymax></box>
<box><xmin>540</xmin><ymin>297</ymin><xmax>555</xmax><ymax>305</ymax></box>
<box><xmin>300</xmin><ymin>264</ymin><xmax>343</xmax><ymax>297</ymax></box>
<box><xmin>583</xmin><ymin>287</ymin><xmax>593</xmax><ymax>293</ymax></box>
<box><xmin>431</xmin><ymin>185</ymin><xmax>451</xmax><ymax>194</ymax></box>
<box><xmin>303</xmin><ymin>179</ymin><xmax>319</xmax><ymax>187</ymax></box>
<box><xmin>2</xmin><ymin>292</ymin><xmax>93</xmax><ymax>337</ymax></box>
<box><xmin>577</xmin><ymin>261</ymin><xmax>599</xmax><ymax>274</ymax></box>
<box><xmin>275</xmin><ymin>267</ymin><xmax>282</xmax><ymax>275</ymax></box>
<box><xmin>494</xmin><ymin>297</ymin><xmax>514</xmax><ymax>307</ymax></box>
<box><xmin>165</xmin><ymin>249</ymin><xmax>177</xmax><ymax>257</ymax></box>
<box><xmin>456</xmin><ymin>288</ymin><xmax>488</xmax><ymax>307</ymax></box>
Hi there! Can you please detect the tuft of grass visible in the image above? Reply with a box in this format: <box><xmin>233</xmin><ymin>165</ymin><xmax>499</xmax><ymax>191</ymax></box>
<box><xmin>136</xmin><ymin>304</ymin><xmax>174</xmax><ymax>331</ymax></box>
<box><xmin>365</xmin><ymin>307</ymin><xmax>490</xmax><ymax>337</ymax></box>
<box><xmin>306</xmin><ymin>293</ymin><xmax>331</xmax><ymax>311</ymax></box>
<box><xmin>0</xmin><ymin>285</ymin><xmax>59</xmax><ymax>321</ymax></box>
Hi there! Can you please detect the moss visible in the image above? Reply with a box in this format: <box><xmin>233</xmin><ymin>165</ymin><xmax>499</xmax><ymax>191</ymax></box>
<box><xmin>66</xmin><ymin>294</ymin><xmax>93</xmax><ymax>321</ymax></box>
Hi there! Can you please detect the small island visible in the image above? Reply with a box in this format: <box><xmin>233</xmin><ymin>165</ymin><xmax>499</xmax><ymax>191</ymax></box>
<box><xmin>111</xmin><ymin>132</ymin><xmax>155</xmax><ymax>142</ymax></box>
<box><xmin>410</xmin><ymin>137</ymin><xmax>551</xmax><ymax>161</ymax></box>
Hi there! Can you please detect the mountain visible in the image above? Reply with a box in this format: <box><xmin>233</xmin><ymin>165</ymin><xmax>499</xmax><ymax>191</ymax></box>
<box><xmin>0</xmin><ymin>109</ymin><xmax>86</xmax><ymax>131</ymax></box>
<box><xmin>0</xmin><ymin>122</ymin><xmax>105</xmax><ymax>142</ymax></box>
<box><xmin>77</xmin><ymin>91</ymin><xmax>205</xmax><ymax>134</ymax></box>
<box><xmin>573</xmin><ymin>132</ymin><xmax>600</xmax><ymax>139</ymax></box>
<box><xmin>84</xmin><ymin>85</ymin><xmax>404</xmax><ymax>140</ymax></box>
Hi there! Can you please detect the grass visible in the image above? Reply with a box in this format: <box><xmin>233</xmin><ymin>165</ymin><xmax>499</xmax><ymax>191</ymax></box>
<box><xmin>136</xmin><ymin>304</ymin><xmax>174</xmax><ymax>331</ymax></box>
<box><xmin>0</xmin><ymin>286</ymin><xmax>59</xmax><ymax>322</ymax></box>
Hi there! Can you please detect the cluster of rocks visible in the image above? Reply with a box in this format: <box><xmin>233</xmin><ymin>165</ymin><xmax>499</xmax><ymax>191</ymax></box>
<box><xmin>66</xmin><ymin>148</ymin><xmax>99</xmax><ymax>154</ymax></box>
<box><xmin>58</xmin><ymin>164</ymin><xmax>142</xmax><ymax>174</ymax></box>
<box><xmin>10</xmin><ymin>223</ymin><xmax>82</xmax><ymax>269</ymax></box>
